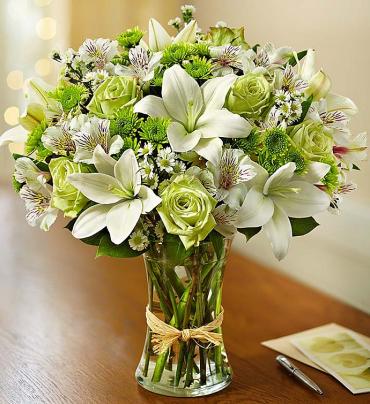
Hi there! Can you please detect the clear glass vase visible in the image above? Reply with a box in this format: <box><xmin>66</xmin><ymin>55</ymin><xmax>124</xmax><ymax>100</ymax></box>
<box><xmin>135</xmin><ymin>238</ymin><xmax>232</xmax><ymax>397</ymax></box>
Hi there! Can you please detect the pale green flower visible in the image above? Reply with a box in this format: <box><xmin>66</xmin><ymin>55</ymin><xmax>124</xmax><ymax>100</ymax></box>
<box><xmin>157</xmin><ymin>174</ymin><xmax>217</xmax><ymax>249</ymax></box>
<box><xmin>289</xmin><ymin>120</ymin><xmax>333</xmax><ymax>159</ymax></box>
<box><xmin>87</xmin><ymin>76</ymin><xmax>138</xmax><ymax>118</ymax></box>
<box><xmin>128</xmin><ymin>229</ymin><xmax>149</xmax><ymax>251</ymax></box>
<box><xmin>226</xmin><ymin>73</ymin><xmax>271</xmax><ymax>119</ymax></box>
<box><xmin>49</xmin><ymin>157</ymin><xmax>89</xmax><ymax>218</ymax></box>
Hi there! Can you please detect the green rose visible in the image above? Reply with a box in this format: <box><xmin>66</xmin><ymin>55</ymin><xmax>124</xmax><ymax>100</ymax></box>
<box><xmin>157</xmin><ymin>174</ymin><xmax>217</xmax><ymax>249</ymax></box>
<box><xmin>49</xmin><ymin>157</ymin><xmax>89</xmax><ymax>218</ymax></box>
<box><xmin>87</xmin><ymin>76</ymin><xmax>138</xmax><ymax>118</ymax></box>
<box><xmin>288</xmin><ymin>120</ymin><xmax>333</xmax><ymax>159</ymax></box>
<box><xmin>206</xmin><ymin>26</ymin><xmax>250</xmax><ymax>49</ymax></box>
<box><xmin>226</xmin><ymin>73</ymin><xmax>271</xmax><ymax>119</ymax></box>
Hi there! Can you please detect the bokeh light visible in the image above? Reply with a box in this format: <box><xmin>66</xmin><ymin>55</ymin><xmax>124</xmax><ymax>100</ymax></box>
<box><xmin>4</xmin><ymin>107</ymin><xmax>20</xmax><ymax>126</ymax></box>
<box><xmin>6</xmin><ymin>70</ymin><xmax>24</xmax><ymax>90</ymax></box>
<box><xmin>34</xmin><ymin>0</ymin><xmax>53</xmax><ymax>6</ymax></box>
<box><xmin>35</xmin><ymin>58</ymin><xmax>52</xmax><ymax>76</ymax></box>
<box><xmin>36</xmin><ymin>17</ymin><xmax>56</xmax><ymax>40</ymax></box>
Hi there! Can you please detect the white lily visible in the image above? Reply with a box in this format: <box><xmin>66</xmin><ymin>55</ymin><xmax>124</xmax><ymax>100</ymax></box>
<box><xmin>236</xmin><ymin>162</ymin><xmax>330</xmax><ymax>260</ymax></box>
<box><xmin>148</xmin><ymin>18</ymin><xmax>197</xmax><ymax>51</ymax></box>
<box><xmin>115</xmin><ymin>45</ymin><xmax>162</xmax><ymax>83</ymax></box>
<box><xmin>68</xmin><ymin>146</ymin><xmax>161</xmax><ymax>245</ymax></box>
<box><xmin>72</xmin><ymin>116</ymin><xmax>123</xmax><ymax>163</ymax></box>
<box><xmin>207</xmin><ymin>148</ymin><xmax>256</xmax><ymax>203</ymax></box>
<box><xmin>19</xmin><ymin>183</ymin><xmax>58</xmax><ymax>231</ymax></box>
<box><xmin>14</xmin><ymin>157</ymin><xmax>51</xmax><ymax>190</ymax></box>
<box><xmin>134</xmin><ymin>65</ymin><xmax>251</xmax><ymax>164</ymax></box>
<box><xmin>0</xmin><ymin>125</ymin><xmax>28</xmax><ymax>148</ymax></box>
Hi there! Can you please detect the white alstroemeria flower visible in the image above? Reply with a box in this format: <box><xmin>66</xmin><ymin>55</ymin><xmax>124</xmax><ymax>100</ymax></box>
<box><xmin>236</xmin><ymin>162</ymin><xmax>330</xmax><ymax>260</ymax></box>
<box><xmin>148</xmin><ymin>18</ymin><xmax>197</xmax><ymax>51</ymax></box>
<box><xmin>210</xmin><ymin>45</ymin><xmax>247</xmax><ymax>76</ymax></box>
<box><xmin>79</xmin><ymin>38</ymin><xmax>118</xmax><ymax>69</ymax></box>
<box><xmin>68</xmin><ymin>146</ymin><xmax>161</xmax><ymax>245</ymax></box>
<box><xmin>14</xmin><ymin>157</ymin><xmax>51</xmax><ymax>190</ymax></box>
<box><xmin>115</xmin><ymin>45</ymin><xmax>162</xmax><ymax>83</ymax></box>
<box><xmin>207</xmin><ymin>149</ymin><xmax>256</xmax><ymax>204</ymax></box>
<box><xmin>213</xmin><ymin>204</ymin><xmax>238</xmax><ymax>238</ymax></box>
<box><xmin>333</xmin><ymin>131</ymin><xmax>367</xmax><ymax>169</ymax></box>
<box><xmin>42</xmin><ymin>121</ymin><xmax>76</xmax><ymax>155</ymax></box>
<box><xmin>72</xmin><ymin>116</ymin><xmax>123</xmax><ymax>163</ymax></box>
<box><xmin>134</xmin><ymin>65</ymin><xmax>251</xmax><ymax>164</ymax></box>
<box><xmin>328</xmin><ymin>182</ymin><xmax>357</xmax><ymax>214</ymax></box>
<box><xmin>19</xmin><ymin>183</ymin><xmax>58</xmax><ymax>231</ymax></box>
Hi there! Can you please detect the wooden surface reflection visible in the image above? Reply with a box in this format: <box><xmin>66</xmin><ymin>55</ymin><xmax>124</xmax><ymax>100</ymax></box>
<box><xmin>0</xmin><ymin>186</ymin><xmax>369</xmax><ymax>403</ymax></box>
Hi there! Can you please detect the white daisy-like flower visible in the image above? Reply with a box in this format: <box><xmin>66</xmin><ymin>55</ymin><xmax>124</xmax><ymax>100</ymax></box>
<box><xmin>168</xmin><ymin>17</ymin><xmax>181</xmax><ymax>30</ymax></box>
<box><xmin>275</xmin><ymin>90</ymin><xmax>291</xmax><ymax>105</ymax></box>
<box><xmin>83</xmin><ymin>69</ymin><xmax>109</xmax><ymax>89</ymax></box>
<box><xmin>146</xmin><ymin>173</ymin><xmax>159</xmax><ymax>190</ymax></box>
<box><xmin>173</xmin><ymin>160</ymin><xmax>187</xmax><ymax>174</ymax></box>
<box><xmin>19</xmin><ymin>184</ymin><xmax>58</xmax><ymax>231</ymax></box>
<box><xmin>72</xmin><ymin>116</ymin><xmax>123</xmax><ymax>163</ymax></box>
<box><xmin>42</xmin><ymin>120</ymin><xmax>76</xmax><ymax>155</ymax></box>
<box><xmin>280</xmin><ymin>102</ymin><xmax>292</xmax><ymax>118</ymax></box>
<box><xmin>128</xmin><ymin>229</ymin><xmax>149</xmax><ymax>251</ymax></box>
<box><xmin>156</xmin><ymin>147</ymin><xmax>176</xmax><ymax>173</ymax></box>
<box><xmin>139</xmin><ymin>159</ymin><xmax>155</xmax><ymax>180</ymax></box>
<box><xmin>138</xmin><ymin>142</ymin><xmax>154</xmax><ymax>157</ymax></box>
<box><xmin>154</xmin><ymin>222</ymin><xmax>165</xmax><ymax>242</ymax></box>
<box><xmin>79</xmin><ymin>38</ymin><xmax>118</xmax><ymax>69</ymax></box>
<box><xmin>181</xmin><ymin>4</ymin><xmax>196</xmax><ymax>14</ymax></box>
<box><xmin>215</xmin><ymin>21</ymin><xmax>228</xmax><ymax>28</ymax></box>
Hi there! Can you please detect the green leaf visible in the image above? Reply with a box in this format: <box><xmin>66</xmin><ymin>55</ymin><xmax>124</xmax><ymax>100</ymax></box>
<box><xmin>287</xmin><ymin>50</ymin><xmax>308</xmax><ymax>67</ymax></box>
<box><xmin>297</xmin><ymin>95</ymin><xmax>313</xmax><ymax>124</ymax></box>
<box><xmin>238</xmin><ymin>227</ymin><xmax>261</xmax><ymax>242</ymax></box>
<box><xmin>352</xmin><ymin>164</ymin><xmax>360</xmax><ymax>171</ymax></box>
<box><xmin>209</xmin><ymin>230</ymin><xmax>225</xmax><ymax>259</ymax></box>
<box><xmin>290</xmin><ymin>217</ymin><xmax>319</xmax><ymax>237</ymax></box>
<box><xmin>96</xmin><ymin>234</ymin><xmax>142</xmax><ymax>258</ymax></box>
<box><xmin>162</xmin><ymin>233</ymin><xmax>193</xmax><ymax>264</ymax></box>
<box><xmin>252</xmin><ymin>43</ymin><xmax>260</xmax><ymax>52</ymax></box>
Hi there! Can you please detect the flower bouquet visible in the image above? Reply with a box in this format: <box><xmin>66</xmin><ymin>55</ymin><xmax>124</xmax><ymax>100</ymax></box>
<box><xmin>1</xmin><ymin>4</ymin><xmax>366</xmax><ymax>398</ymax></box>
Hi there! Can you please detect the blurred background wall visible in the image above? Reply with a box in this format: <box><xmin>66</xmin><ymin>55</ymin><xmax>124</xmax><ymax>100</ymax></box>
<box><xmin>0</xmin><ymin>0</ymin><xmax>369</xmax><ymax>312</ymax></box>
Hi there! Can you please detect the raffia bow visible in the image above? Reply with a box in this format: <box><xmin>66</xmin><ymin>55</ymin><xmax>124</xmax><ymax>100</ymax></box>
<box><xmin>145</xmin><ymin>306</ymin><xmax>224</xmax><ymax>354</ymax></box>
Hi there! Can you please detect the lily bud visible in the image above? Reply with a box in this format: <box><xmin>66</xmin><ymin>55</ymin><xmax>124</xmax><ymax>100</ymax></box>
<box><xmin>306</xmin><ymin>69</ymin><xmax>331</xmax><ymax>101</ymax></box>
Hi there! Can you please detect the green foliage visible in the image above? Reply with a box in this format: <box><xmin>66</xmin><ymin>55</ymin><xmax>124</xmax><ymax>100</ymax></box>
<box><xmin>190</xmin><ymin>43</ymin><xmax>210</xmax><ymax>58</ymax></box>
<box><xmin>152</xmin><ymin>66</ymin><xmax>164</xmax><ymax>87</ymax></box>
<box><xmin>290</xmin><ymin>217</ymin><xmax>319</xmax><ymax>236</ymax></box>
<box><xmin>320</xmin><ymin>156</ymin><xmax>340</xmax><ymax>194</ymax></box>
<box><xmin>238</xmin><ymin>227</ymin><xmax>261</xmax><ymax>242</ymax></box>
<box><xmin>287</xmin><ymin>50</ymin><xmax>308</xmax><ymax>67</ymax></box>
<box><xmin>162</xmin><ymin>233</ymin><xmax>193</xmax><ymax>265</ymax></box>
<box><xmin>139</xmin><ymin>116</ymin><xmax>170</xmax><ymax>146</ymax></box>
<box><xmin>296</xmin><ymin>95</ymin><xmax>313</xmax><ymax>124</ymax></box>
<box><xmin>49</xmin><ymin>84</ymin><xmax>87</xmax><ymax>112</ymax></box>
<box><xmin>264</xmin><ymin>127</ymin><xmax>289</xmax><ymax>155</ymax></box>
<box><xmin>110</xmin><ymin>107</ymin><xmax>143</xmax><ymax>138</ymax></box>
<box><xmin>25</xmin><ymin>120</ymin><xmax>52</xmax><ymax>161</ymax></box>
<box><xmin>12</xmin><ymin>176</ymin><xmax>23</xmax><ymax>193</ymax></box>
<box><xmin>287</xmin><ymin>150</ymin><xmax>306</xmax><ymax>174</ymax></box>
<box><xmin>184</xmin><ymin>56</ymin><xmax>213</xmax><ymax>79</ymax></box>
<box><xmin>122</xmin><ymin>136</ymin><xmax>140</xmax><ymax>154</ymax></box>
<box><xmin>96</xmin><ymin>234</ymin><xmax>143</xmax><ymax>258</ymax></box>
<box><xmin>161</xmin><ymin>43</ymin><xmax>193</xmax><ymax>66</ymax></box>
<box><xmin>111</xmin><ymin>50</ymin><xmax>130</xmax><ymax>66</ymax></box>
<box><xmin>209</xmin><ymin>231</ymin><xmax>225</xmax><ymax>259</ymax></box>
<box><xmin>234</xmin><ymin>130</ymin><xmax>261</xmax><ymax>155</ymax></box>
<box><xmin>117</xmin><ymin>26</ymin><xmax>144</xmax><ymax>48</ymax></box>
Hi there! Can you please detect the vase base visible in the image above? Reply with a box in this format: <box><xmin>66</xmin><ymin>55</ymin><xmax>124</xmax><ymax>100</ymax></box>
<box><xmin>135</xmin><ymin>370</ymin><xmax>232</xmax><ymax>397</ymax></box>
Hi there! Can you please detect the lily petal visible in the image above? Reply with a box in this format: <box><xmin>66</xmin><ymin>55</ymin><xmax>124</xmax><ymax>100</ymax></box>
<box><xmin>138</xmin><ymin>185</ymin><xmax>162</xmax><ymax>213</ymax></box>
<box><xmin>148</xmin><ymin>18</ymin><xmax>171</xmax><ymax>51</ymax></box>
<box><xmin>109</xmin><ymin>135</ymin><xmax>124</xmax><ymax>155</ymax></box>
<box><xmin>196</xmin><ymin>109</ymin><xmax>252</xmax><ymax>139</ymax></box>
<box><xmin>93</xmin><ymin>145</ymin><xmax>116</xmax><ymax>176</ymax></box>
<box><xmin>167</xmin><ymin>122</ymin><xmax>201</xmax><ymax>152</ymax></box>
<box><xmin>68</xmin><ymin>173</ymin><xmax>123</xmax><ymax>204</ymax></box>
<box><xmin>134</xmin><ymin>95</ymin><xmax>169</xmax><ymax>118</ymax></box>
<box><xmin>272</xmin><ymin>181</ymin><xmax>330</xmax><ymax>218</ymax></box>
<box><xmin>173</xmin><ymin>20</ymin><xmax>197</xmax><ymax>44</ymax></box>
<box><xmin>193</xmin><ymin>137</ymin><xmax>223</xmax><ymax>165</ymax></box>
<box><xmin>201</xmin><ymin>75</ymin><xmax>237</xmax><ymax>111</ymax></box>
<box><xmin>326</xmin><ymin>93</ymin><xmax>358</xmax><ymax>116</ymax></box>
<box><xmin>106</xmin><ymin>199</ymin><xmax>142</xmax><ymax>244</ymax></box>
<box><xmin>263</xmin><ymin>162</ymin><xmax>296</xmax><ymax>195</ymax></box>
<box><xmin>72</xmin><ymin>204</ymin><xmax>111</xmax><ymax>239</ymax></box>
<box><xmin>0</xmin><ymin>125</ymin><xmax>28</xmax><ymax>147</ymax></box>
<box><xmin>263</xmin><ymin>205</ymin><xmax>292</xmax><ymax>261</ymax></box>
<box><xmin>236</xmin><ymin>186</ymin><xmax>274</xmax><ymax>227</ymax></box>
<box><xmin>300</xmin><ymin>49</ymin><xmax>315</xmax><ymax>81</ymax></box>
<box><xmin>298</xmin><ymin>161</ymin><xmax>330</xmax><ymax>183</ymax></box>
<box><xmin>162</xmin><ymin>65</ymin><xmax>203</xmax><ymax>126</ymax></box>
<box><xmin>115</xmin><ymin>149</ymin><xmax>141</xmax><ymax>196</ymax></box>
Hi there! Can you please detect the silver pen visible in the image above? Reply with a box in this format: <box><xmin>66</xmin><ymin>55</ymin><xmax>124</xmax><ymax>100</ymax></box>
<box><xmin>276</xmin><ymin>355</ymin><xmax>323</xmax><ymax>395</ymax></box>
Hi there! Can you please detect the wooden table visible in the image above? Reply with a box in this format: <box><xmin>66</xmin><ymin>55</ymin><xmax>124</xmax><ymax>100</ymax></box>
<box><xmin>0</xmin><ymin>187</ymin><xmax>369</xmax><ymax>403</ymax></box>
